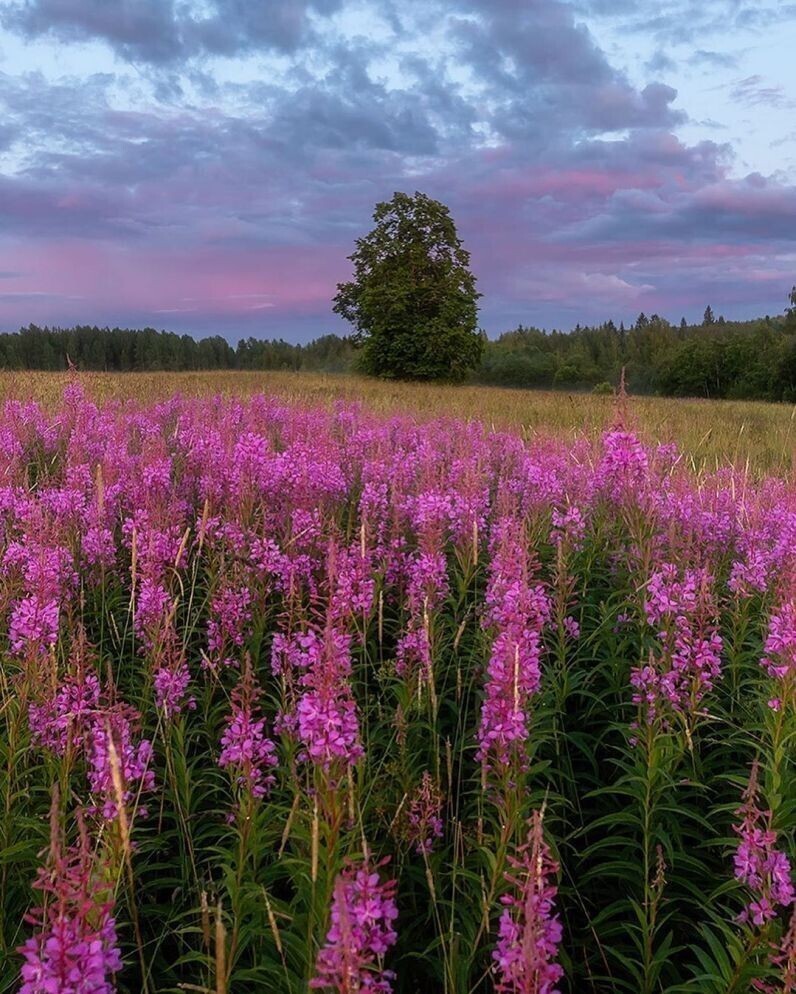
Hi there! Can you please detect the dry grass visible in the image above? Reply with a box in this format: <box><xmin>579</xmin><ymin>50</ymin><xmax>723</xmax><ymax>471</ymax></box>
<box><xmin>2</xmin><ymin>369</ymin><xmax>796</xmax><ymax>476</ymax></box>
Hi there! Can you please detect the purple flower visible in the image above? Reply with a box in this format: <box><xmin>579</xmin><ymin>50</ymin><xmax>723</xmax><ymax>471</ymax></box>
<box><xmin>596</xmin><ymin>429</ymin><xmax>650</xmax><ymax>505</ymax></box>
<box><xmin>86</xmin><ymin>707</ymin><xmax>155</xmax><ymax>821</ymax></box>
<box><xmin>550</xmin><ymin>505</ymin><xmax>585</xmax><ymax>549</ymax></box>
<box><xmin>9</xmin><ymin>595</ymin><xmax>59</xmax><ymax>656</ymax></box>
<box><xmin>632</xmin><ymin>565</ymin><xmax>722</xmax><ymax>725</ymax></box>
<box><xmin>18</xmin><ymin>818</ymin><xmax>123</xmax><ymax>994</ymax></box>
<box><xmin>395</xmin><ymin>624</ymin><xmax>431</xmax><ymax>680</ymax></box>
<box><xmin>133</xmin><ymin>577</ymin><xmax>171</xmax><ymax>644</ymax></box>
<box><xmin>311</xmin><ymin>859</ymin><xmax>398</xmax><ymax>993</ymax></box>
<box><xmin>207</xmin><ymin>584</ymin><xmax>252</xmax><ymax>662</ymax></box>
<box><xmin>733</xmin><ymin>763</ymin><xmax>795</xmax><ymax>926</ymax></box>
<box><xmin>28</xmin><ymin>672</ymin><xmax>101</xmax><ymax>754</ymax></box>
<box><xmin>762</xmin><ymin>602</ymin><xmax>796</xmax><ymax>685</ymax></box>
<box><xmin>330</xmin><ymin>544</ymin><xmax>376</xmax><ymax>621</ymax></box>
<box><xmin>292</xmin><ymin>627</ymin><xmax>364</xmax><ymax>771</ymax></box>
<box><xmin>493</xmin><ymin>811</ymin><xmax>564</xmax><ymax>994</ymax></box>
<box><xmin>218</xmin><ymin>667</ymin><xmax>278</xmax><ymax>800</ymax></box>
<box><xmin>478</xmin><ymin>518</ymin><xmax>550</xmax><ymax>772</ymax></box>
<box><xmin>153</xmin><ymin>661</ymin><xmax>195</xmax><ymax>719</ymax></box>
<box><xmin>406</xmin><ymin>772</ymin><xmax>443</xmax><ymax>856</ymax></box>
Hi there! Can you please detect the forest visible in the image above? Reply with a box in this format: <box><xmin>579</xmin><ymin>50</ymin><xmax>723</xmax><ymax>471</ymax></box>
<box><xmin>3</xmin><ymin>307</ymin><xmax>796</xmax><ymax>401</ymax></box>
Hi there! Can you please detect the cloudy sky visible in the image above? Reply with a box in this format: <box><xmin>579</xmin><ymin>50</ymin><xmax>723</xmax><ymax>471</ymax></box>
<box><xmin>0</xmin><ymin>0</ymin><xmax>795</xmax><ymax>341</ymax></box>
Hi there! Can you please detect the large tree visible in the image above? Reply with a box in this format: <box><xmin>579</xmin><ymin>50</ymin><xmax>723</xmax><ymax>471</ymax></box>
<box><xmin>333</xmin><ymin>191</ymin><xmax>483</xmax><ymax>381</ymax></box>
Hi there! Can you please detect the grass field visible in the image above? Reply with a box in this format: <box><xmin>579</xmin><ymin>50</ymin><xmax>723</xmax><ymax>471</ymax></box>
<box><xmin>2</xmin><ymin>369</ymin><xmax>796</xmax><ymax>475</ymax></box>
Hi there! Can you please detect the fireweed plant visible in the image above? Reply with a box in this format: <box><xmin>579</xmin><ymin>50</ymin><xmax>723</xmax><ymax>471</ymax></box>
<box><xmin>0</xmin><ymin>382</ymin><xmax>793</xmax><ymax>993</ymax></box>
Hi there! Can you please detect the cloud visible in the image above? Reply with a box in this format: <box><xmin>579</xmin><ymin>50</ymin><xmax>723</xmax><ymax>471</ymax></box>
<box><xmin>1</xmin><ymin>0</ymin><xmax>345</xmax><ymax>63</ymax></box>
<box><xmin>0</xmin><ymin>290</ymin><xmax>70</xmax><ymax>301</ymax></box>
<box><xmin>646</xmin><ymin>50</ymin><xmax>677</xmax><ymax>73</ymax></box>
<box><xmin>730</xmin><ymin>75</ymin><xmax>795</xmax><ymax>109</ymax></box>
<box><xmin>2</xmin><ymin>0</ymin><xmax>184</xmax><ymax>63</ymax></box>
<box><xmin>688</xmin><ymin>48</ymin><xmax>740</xmax><ymax>69</ymax></box>
<box><xmin>575</xmin><ymin>0</ymin><xmax>796</xmax><ymax>46</ymax></box>
<box><xmin>0</xmin><ymin>0</ymin><xmax>793</xmax><ymax>335</ymax></box>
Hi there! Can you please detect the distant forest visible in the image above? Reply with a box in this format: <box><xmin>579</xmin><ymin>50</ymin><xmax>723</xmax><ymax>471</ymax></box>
<box><xmin>4</xmin><ymin>307</ymin><xmax>796</xmax><ymax>402</ymax></box>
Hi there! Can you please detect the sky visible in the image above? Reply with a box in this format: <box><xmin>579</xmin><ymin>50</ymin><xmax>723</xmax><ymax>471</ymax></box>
<box><xmin>0</xmin><ymin>0</ymin><xmax>795</xmax><ymax>342</ymax></box>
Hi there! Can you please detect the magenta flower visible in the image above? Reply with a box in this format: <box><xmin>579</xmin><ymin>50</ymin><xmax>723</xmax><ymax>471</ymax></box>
<box><xmin>311</xmin><ymin>859</ymin><xmax>398</xmax><ymax>993</ymax></box>
<box><xmin>761</xmin><ymin>602</ymin><xmax>796</xmax><ymax>700</ymax></box>
<box><xmin>153</xmin><ymin>661</ymin><xmax>195</xmax><ymax>719</ymax></box>
<box><xmin>86</xmin><ymin>707</ymin><xmax>155</xmax><ymax>821</ymax></box>
<box><xmin>133</xmin><ymin>576</ymin><xmax>171</xmax><ymax>644</ymax></box>
<box><xmin>207</xmin><ymin>584</ymin><xmax>252</xmax><ymax>663</ymax></box>
<box><xmin>218</xmin><ymin>668</ymin><xmax>278</xmax><ymax>800</ymax></box>
<box><xmin>9</xmin><ymin>595</ymin><xmax>59</xmax><ymax>657</ymax></box>
<box><xmin>478</xmin><ymin>517</ymin><xmax>550</xmax><ymax>772</ymax></box>
<box><xmin>493</xmin><ymin>811</ymin><xmax>564</xmax><ymax>994</ymax></box>
<box><xmin>406</xmin><ymin>771</ymin><xmax>444</xmax><ymax>856</ymax></box>
<box><xmin>596</xmin><ymin>429</ymin><xmax>650</xmax><ymax>504</ymax></box>
<box><xmin>632</xmin><ymin>564</ymin><xmax>722</xmax><ymax>725</ymax></box>
<box><xmin>733</xmin><ymin>763</ymin><xmax>795</xmax><ymax>926</ymax></box>
<box><xmin>550</xmin><ymin>505</ymin><xmax>585</xmax><ymax>549</ymax></box>
<box><xmin>18</xmin><ymin>819</ymin><xmax>123</xmax><ymax>994</ymax></box>
<box><xmin>330</xmin><ymin>543</ymin><xmax>376</xmax><ymax>621</ymax></box>
<box><xmin>28</xmin><ymin>671</ymin><xmax>101</xmax><ymax>754</ymax></box>
<box><xmin>294</xmin><ymin>627</ymin><xmax>364</xmax><ymax>771</ymax></box>
<box><xmin>395</xmin><ymin>623</ymin><xmax>431</xmax><ymax>680</ymax></box>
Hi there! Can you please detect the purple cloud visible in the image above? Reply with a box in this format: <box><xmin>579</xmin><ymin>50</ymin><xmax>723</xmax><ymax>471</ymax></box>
<box><xmin>1</xmin><ymin>0</ymin><xmax>345</xmax><ymax>62</ymax></box>
<box><xmin>0</xmin><ymin>0</ymin><xmax>793</xmax><ymax>336</ymax></box>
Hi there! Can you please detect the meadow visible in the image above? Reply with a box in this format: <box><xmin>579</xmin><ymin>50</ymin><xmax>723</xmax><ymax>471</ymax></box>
<box><xmin>0</xmin><ymin>374</ymin><xmax>793</xmax><ymax>993</ymax></box>
<box><xmin>3</xmin><ymin>369</ymin><xmax>796</xmax><ymax>475</ymax></box>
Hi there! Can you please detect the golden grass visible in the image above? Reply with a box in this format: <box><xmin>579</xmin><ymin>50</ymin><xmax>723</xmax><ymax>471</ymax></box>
<box><xmin>2</xmin><ymin>369</ymin><xmax>795</xmax><ymax>477</ymax></box>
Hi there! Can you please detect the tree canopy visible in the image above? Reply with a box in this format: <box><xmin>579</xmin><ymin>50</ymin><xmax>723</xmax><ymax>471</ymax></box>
<box><xmin>333</xmin><ymin>191</ymin><xmax>483</xmax><ymax>381</ymax></box>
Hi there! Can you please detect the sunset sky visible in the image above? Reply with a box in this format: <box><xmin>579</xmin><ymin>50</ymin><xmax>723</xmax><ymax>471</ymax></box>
<box><xmin>0</xmin><ymin>0</ymin><xmax>795</xmax><ymax>341</ymax></box>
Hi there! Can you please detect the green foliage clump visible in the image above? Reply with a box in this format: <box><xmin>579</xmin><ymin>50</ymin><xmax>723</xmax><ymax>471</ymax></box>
<box><xmin>333</xmin><ymin>191</ymin><xmax>483</xmax><ymax>382</ymax></box>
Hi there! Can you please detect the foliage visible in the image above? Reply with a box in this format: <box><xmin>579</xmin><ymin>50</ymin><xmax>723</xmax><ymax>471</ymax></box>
<box><xmin>4</xmin><ymin>291</ymin><xmax>796</xmax><ymax>403</ymax></box>
<box><xmin>333</xmin><ymin>191</ymin><xmax>483</xmax><ymax>381</ymax></box>
<box><xmin>476</xmin><ymin>314</ymin><xmax>796</xmax><ymax>400</ymax></box>
<box><xmin>0</xmin><ymin>325</ymin><xmax>357</xmax><ymax>374</ymax></box>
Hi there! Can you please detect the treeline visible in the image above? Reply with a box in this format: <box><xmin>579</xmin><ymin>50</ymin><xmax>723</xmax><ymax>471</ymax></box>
<box><xmin>4</xmin><ymin>312</ymin><xmax>796</xmax><ymax>401</ymax></box>
<box><xmin>0</xmin><ymin>325</ymin><xmax>355</xmax><ymax>374</ymax></box>
<box><xmin>477</xmin><ymin>312</ymin><xmax>796</xmax><ymax>401</ymax></box>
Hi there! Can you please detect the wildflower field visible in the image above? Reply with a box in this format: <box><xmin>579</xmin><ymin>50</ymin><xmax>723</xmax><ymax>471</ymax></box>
<box><xmin>5</xmin><ymin>369</ymin><xmax>796</xmax><ymax>476</ymax></box>
<box><xmin>0</xmin><ymin>380</ymin><xmax>793</xmax><ymax>993</ymax></box>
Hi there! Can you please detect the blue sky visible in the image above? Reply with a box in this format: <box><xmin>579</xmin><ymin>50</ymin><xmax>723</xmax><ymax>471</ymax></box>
<box><xmin>0</xmin><ymin>0</ymin><xmax>794</xmax><ymax>341</ymax></box>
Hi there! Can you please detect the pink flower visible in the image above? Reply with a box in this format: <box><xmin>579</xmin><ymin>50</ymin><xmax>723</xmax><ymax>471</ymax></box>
<box><xmin>154</xmin><ymin>661</ymin><xmax>195</xmax><ymax>718</ymax></box>
<box><xmin>18</xmin><ymin>816</ymin><xmax>122</xmax><ymax>994</ymax></box>
<box><xmin>218</xmin><ymin>663</ymin><xmax>278</xmax><ymax>800</ymax></box>
<box><xmin>407</xmin><ymin>772</ymin><xmax>444</xmax><ymax>855</ymax></box>
<box><xmin>86</xmin><ymin>707</ymin><xmax>155</xmax><ymax>821</ymax></box>
<box><xmin>395</xmin><ymin>624</ymin><xmax>431</xmax><ymax>680</ymax></box>
<box><xmin>762</xmin><ymin>603</ymin><xmax>796</xmax><ymax>685</ymax></box>
<box><xmin>632</xmin><ymin>565</ymin><xmax>722</xmax><ymax>725</ymax></box>
<box><xmin>478</xmin><ymin>518</ymin><xmax>549</xmax><ymax>772</ymax></box>
<box><xmin>550</xmin><ymin>505</ymin><xmax>585</xmax><ymax>549</ymax></box>
<box><xmin>596</xmin><ymin>429</ymin><xmax>649</xmax><ymax>505</ymax></box>
<box><xmin>494</xmin><ymin>812</ymin><xmax>564</xmax><ymax>994</ymax></box>
<box><xmin>9</xmin><ymin>596</ymin><xmax>59</xmax><ymax>656</ymax></box>
<box><xmin>28</xmin><ymin>672</ymin><xmax>101</xmax><ymax>754</ymax></box>
<box><xmin>733</xmin><ymin>763</ymin><xmax>795</xmax><ymax>926</ymax></box>
<box><xmin>133</xmin><ymin>577</ymin><xmax>171</xmax><ymax>644</ymax></box>
<box><xmin>294</xmin><ymin>627</ymin><xmax>364</xmax><ymax>771</ymax></box>
<box><xmin>207</xmin><ymin>584</ymin><xmax>252</xmax><ymax>662</ymax></box>
<box><xmin>311</xmin><ymin>859</ymin><xmax>398</xmax><ymax>993</ymax></box>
